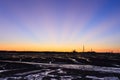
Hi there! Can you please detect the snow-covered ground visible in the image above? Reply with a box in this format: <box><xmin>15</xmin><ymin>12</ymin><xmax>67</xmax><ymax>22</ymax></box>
<box><xmin>0</xmin><ymin>60</ymin><xmax>120</xmax><ymax>80</ymax></box>
<box><xmin>1</xmin><ymin>60</ymin><xmax>120</xmax><ymax>74</ymax></box>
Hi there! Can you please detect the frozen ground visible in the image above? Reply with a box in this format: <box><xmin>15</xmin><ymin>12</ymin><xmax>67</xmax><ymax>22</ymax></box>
<box><xmin>0</xmin><ymin>52</ymin><xmax>120</xmax><ymax>80</ymax></box>
<box><xmin>0</xmin><ymin>61</ymin><xmax>120</xmax><ymax>80</ymax></box>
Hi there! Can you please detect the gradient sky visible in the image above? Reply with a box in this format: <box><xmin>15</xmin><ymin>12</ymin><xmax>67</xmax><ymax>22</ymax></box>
<box><xmin>0</xmin><ymin>0</ymin><xmax>120</xmax><ymax>52</ymax></box>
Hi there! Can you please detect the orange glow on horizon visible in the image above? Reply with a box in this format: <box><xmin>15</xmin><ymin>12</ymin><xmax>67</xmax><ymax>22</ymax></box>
<box><xmin>0</xmin><ymin>43</ymin><xmax>119</xmax><ymax>53</ymax></box>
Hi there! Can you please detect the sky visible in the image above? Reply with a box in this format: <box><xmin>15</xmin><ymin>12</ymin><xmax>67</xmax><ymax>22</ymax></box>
<box><xmin>0</xmin><ymin>0</ymin><xmax>120</xmax><ymax>52</ymax></box>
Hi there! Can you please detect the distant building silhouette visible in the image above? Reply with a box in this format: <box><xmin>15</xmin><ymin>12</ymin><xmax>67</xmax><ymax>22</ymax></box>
<box><xmin>73</xmin><ymin>49</ymin><xmax>77</xmax><ymax>53</ymax></box>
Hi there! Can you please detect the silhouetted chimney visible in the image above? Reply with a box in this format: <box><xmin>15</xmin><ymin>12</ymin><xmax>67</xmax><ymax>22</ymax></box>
<box><xmin>83</xmin><ymin>45</ymin><xmax>85</xmax><ymax>52</ymax></box>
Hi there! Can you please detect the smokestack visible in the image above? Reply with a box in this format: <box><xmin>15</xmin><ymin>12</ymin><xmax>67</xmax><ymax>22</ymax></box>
<box><xmin>83</xmin><ymin>45</ymin><xmax>85</xmax><ymax>52</ymax></box>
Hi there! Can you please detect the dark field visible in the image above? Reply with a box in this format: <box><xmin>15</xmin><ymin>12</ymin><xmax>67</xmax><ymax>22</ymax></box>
<box><xmin>0</xmin><ymin>51</ymin><xmax>120</xmax><ymax>80</ymax></box>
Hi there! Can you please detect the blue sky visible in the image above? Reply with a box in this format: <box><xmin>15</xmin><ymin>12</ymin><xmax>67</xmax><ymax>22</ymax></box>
<box><xmin>0</xmin><ymin>0</ymin><xmax>120</xmax><ymax>52</ymax></box>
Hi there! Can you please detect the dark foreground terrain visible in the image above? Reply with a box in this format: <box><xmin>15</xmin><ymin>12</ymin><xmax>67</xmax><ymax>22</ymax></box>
<box><xmin>0</xmin><ymin>51</ymin><xmax>120</xmax><ymax>80</ymax></box>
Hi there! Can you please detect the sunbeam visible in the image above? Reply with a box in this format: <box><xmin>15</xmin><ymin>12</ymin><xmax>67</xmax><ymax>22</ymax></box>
<box><xmin>0</xmin><ymin>0</ymin><xmax>120</xmax><ymax>52</ymax></box>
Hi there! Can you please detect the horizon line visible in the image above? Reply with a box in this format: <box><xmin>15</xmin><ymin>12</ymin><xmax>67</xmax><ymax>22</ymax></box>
<box><xmin>0</xmin><ymin>50</ymin><xmax>119</xmax><ymax>54</ymax></box>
